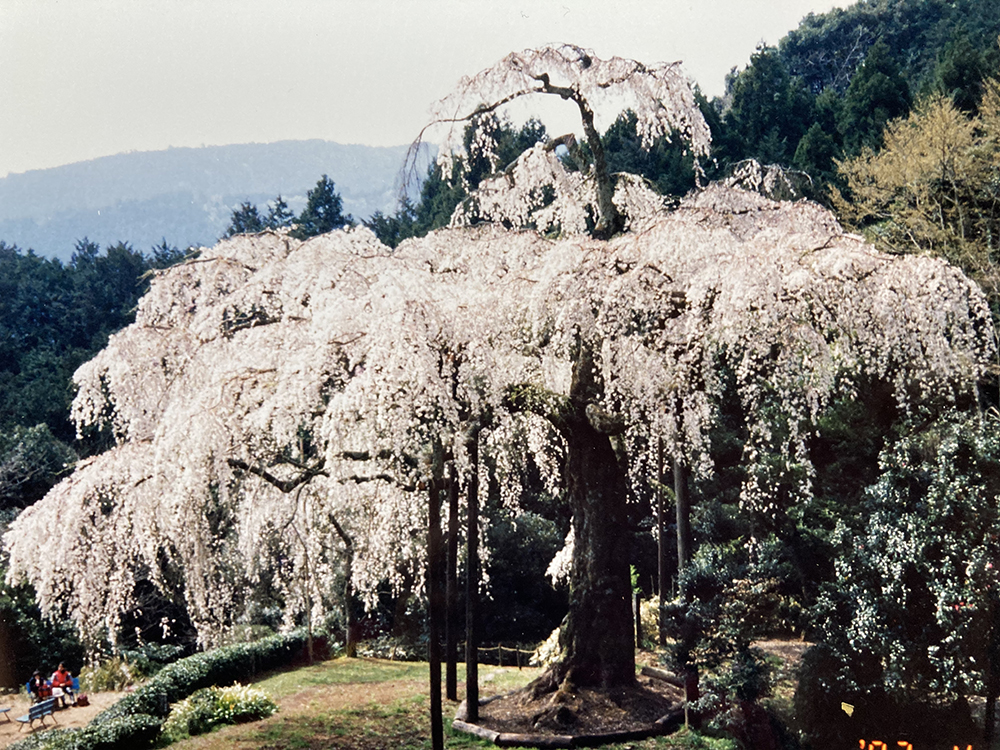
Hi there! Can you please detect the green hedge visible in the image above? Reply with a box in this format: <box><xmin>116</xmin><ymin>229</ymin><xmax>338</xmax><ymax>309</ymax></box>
<box><xmin>9</xmin><ymin>630</ymin><xmax>307</xmax><ymax>750</ymax></box>
<box><xmin>92</xmin><ymin>630</ymin><xmax>306</xmax><ymax>725</ymax></box>
<box><xmin>4</xmin><ymin>715</ymin><xmax>160</xmax><ymax>750</ymax></box>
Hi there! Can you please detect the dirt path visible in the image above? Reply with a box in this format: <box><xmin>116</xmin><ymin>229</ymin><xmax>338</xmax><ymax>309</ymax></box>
<box><xmin>0</xmin><ymin>691</ymin><xmax>124</xmax><ymax>748</ymax></box>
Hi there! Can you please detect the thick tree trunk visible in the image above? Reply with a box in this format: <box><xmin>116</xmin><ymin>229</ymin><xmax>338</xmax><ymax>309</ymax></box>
<box><xmin>557</xmin><ymin>418</ymin><xmax>635</xmax><ymax>687</ymax></box>
<box><xmin>344</xmin><ymin>550</ymin><xmax>359</xmax><ymax>658</ymax></box>
<box><xmin>531</xmin><ymin>344</ymin><xmax>635</xmax><ymax>692</ymax></box>
<box><xmin>329</xmin><ymin>514</ymin><xmax>358</xmax><ymax>658</ymax></box>
<box><xmin>672</xmin><ymin>456</ymin><xmax>700</xmax><ymax>729</ymax></box>
<box><xmin>575</xmin><ymin>96</ymin><xmax>623</xmax><ymax>238</ymax></box>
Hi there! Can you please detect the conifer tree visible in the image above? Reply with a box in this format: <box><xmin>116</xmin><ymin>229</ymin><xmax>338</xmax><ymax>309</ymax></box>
<box><xmin>291</xmin><ymin>175</ymin><xmax>351</xmax><ymax>239</ymax></box>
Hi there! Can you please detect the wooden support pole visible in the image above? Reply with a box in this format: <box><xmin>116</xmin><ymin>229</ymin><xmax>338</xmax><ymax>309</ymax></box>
<box><xmin>656</xmin><ymin>437</ymin><xmax>667</xmax><ymax>645</ymax></box>
<box><xmin>634</xmin><ymin>591</ymin><xmax>643</xmax><ymax>648</ymax></box>
<box><xmin>446</xmin><ymin>462</ymin><xmax>459</xmax><ymax>701</ymax></box>
<box><xmin>428</xmin><ymin>454</ymin><xmax>445</xmax><ymax>750</ymax></box>
<box><xmin>465</xmin><ymin>434</ymin><xmax>481</xmax><ymax>723</ymax></box>
<box><xmin>674</xmin><ymin>456</ymin><xmax>691</xmax><ymax>572</ymax></box>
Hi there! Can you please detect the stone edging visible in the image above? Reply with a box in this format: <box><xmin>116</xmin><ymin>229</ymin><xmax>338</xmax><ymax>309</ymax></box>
<box><xmin>452</xmin><ymin>696</ymin><xmax>685</xmax><ymax>748</ymax></box>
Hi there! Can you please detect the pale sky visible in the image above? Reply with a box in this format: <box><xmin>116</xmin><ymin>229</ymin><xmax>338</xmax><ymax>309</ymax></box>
<box><xmin>0</xmin><ymin>0</ymin><xmax>855</xmax><ymax>179</ymax></box>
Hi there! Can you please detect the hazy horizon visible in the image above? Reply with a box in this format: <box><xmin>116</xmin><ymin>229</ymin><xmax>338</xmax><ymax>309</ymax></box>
<box><xmin>2</xmin><ymin>0</ymin><xmax>855</xmax><ymax>179</ymax></box>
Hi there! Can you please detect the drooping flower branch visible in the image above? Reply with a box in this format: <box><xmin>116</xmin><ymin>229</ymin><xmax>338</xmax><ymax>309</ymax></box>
<box><xmin>4</xmin><ymin>180</ymin><xmax>992</xmax><ymax>653</ymax></box>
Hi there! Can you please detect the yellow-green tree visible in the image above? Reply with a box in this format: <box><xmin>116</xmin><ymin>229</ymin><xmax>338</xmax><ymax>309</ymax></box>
<box><xmin>834</xmin><ymin>84</ymin><xmax>1000</xmax><ymax>319</ymax></box>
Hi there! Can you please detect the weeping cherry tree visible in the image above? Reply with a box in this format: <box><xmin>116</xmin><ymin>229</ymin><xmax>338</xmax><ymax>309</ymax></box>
<box><xmin>3</xmin><ymin>47</ymin><xmax>994</xmax><ymax>710</ymax></box>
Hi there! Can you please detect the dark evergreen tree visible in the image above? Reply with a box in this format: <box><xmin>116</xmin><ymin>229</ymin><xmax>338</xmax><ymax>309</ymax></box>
<box><xmin>412</xmin><ymin>162</ymin><xmax>467</xmax><ymax>236</ymax></box>
<box><xmin>721</xmin><ymin>46</ymin><xmax>814</xmax><ymax>167</ymax></box>
<box><xmin>224</xmin><ymin>201</ymin><xmax>265</xmax><ymax>237</ymax></box>
<box><xmin>365</xmin><ymin>199</ymin><xmax>417</xmax><ymax>249</ymax></box>
<box><xmin>0</xmin><ymin>424</ymin><xmax>76</xmax><ymax>509</ymax></box>
<box><xmin>373</xmin><ymin>117</ymin><xmax>549</xmax><ymax>247</ymax></box>
<box><xmin>779</xmin><ymin>0</ymin><xmax>1000</xmax><ymax>97</ymax></box>
<box><xmin>931</xmin><ymin>29</ymin><xmax>1000</xmax><ymax>114</ymax></box>
<box><xmin>793</xmin><ymin>122</ymin><xmax>839</xmax><ymax>188</ymax></box>
<box><xmin>150</xmin><ymin>238</ymin><xmax>188</xmax><ymax>269</ymax></box>
<box><xmin>602</xmin><ymin>110</ymin><xmax>699</xmax><ymax>197</ymax></box>
<box><xmin>291</xmin><ymin>175</ymin><xmax>352</xmax><ymax>239</ymax></box>
<box><xmin>265</xmin><ymin>195</ymin><xmax>295</xmax><ymax>230</ymax></box>
<box><xmin>837</xmin><ymin>40</ymin><xmax>912</xmax><ymax>156</ymax></box>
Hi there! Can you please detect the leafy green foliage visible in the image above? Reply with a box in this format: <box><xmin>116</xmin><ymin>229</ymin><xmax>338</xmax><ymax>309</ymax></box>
<box><xmin>371</xmin><ymin>116</ymin><xmax>548</xmax><ymax>248</ymax></box>
<box><xmin>79</xmin><ymin>656</ymin><xmax>138</xmax><ymax>693</ymax></box>
<box><xmin>91</xmin><ymin>630</ymin><xmax>306</xmax><ymax>724</ymax></box>
<box><xmin>265</xmin><ymin>195</ymin><xmax>296</xmax><ymax>230</ymax></box>
<box><xmin>719</xmin><ymin>46</ymin><xmax>814</xmax><ymax>167</ymax></box>
<box><xmin>837</xmin><ymin>40</ymin><xmax>912</xmax><ymax>156</ymax></box>
<box><xmin>0</xmin><ymin>238</ymin><xmax>186</xmax><ymax>449</ymax></box>
<box><xmin>8</xmin><ymin>714</ymin><xmax>162</xmax><ymax>750</ymax></box>
<box><xmin>364</xmin><ymin>199</ymin><xmax>417</xmax><ymax>249</ymax></box>
<box><xmin>800</xmin><ymin>410</ymin><xmax>1000</xmax><ymax>743</ymax></box>
<box><xmin>224</xmin><ymin>201</ymin><xmax>265</xmax><ymax>237</ymax></box>
<box><xmin>0</xmin><ymin>573</ymin><xmax>84</xmax><ymax>688</ymax></box>
<box><xmin>602</xmin><ymin>110</ymin><xmax>701</xmax><ymax>197</ymax></box>
<box><xmin>0</xmin><ymin>424</ymin><xmax>75</xmax><ymax>509</ymax></box>
<box><xmin>79</xmin><ymin>644</ymin><xmax>184</xmax><ymax>692</ymax></box>
<box><xmin>778</xmin><ymin>0</ymin><xmax>1000</xmax><ymax>97</ymax></box>
<box><xmin>224</xmin><ymin>195</ymin><xmax>297</xmax><ymax>238</ymax></box>
<box><xmin>707</xmin><ymin>0</ymin><xmax>1000</xmax><ymax>198</ymax></box>
<box><xmin>0</xmin><ymin>508</ymin><xmax>84</xmax><ymax>688</ymax></box>
<box><xmin>930</xmin><ymin>29</ymin><xmax>1000</xmax><ymax>113</ymax></box>
<box><xmin>834</xmin><ymin>84</ymin><xmax>1000</xmax><ymax>325</ymax></box>
<box><xmin>159</xmin><ymin>683</ymin><xmax>277</xmax><ymax>741</ymax></box>
<box><xmin>482</xmin><ymin>510</ymin><xmax>566</xmax><ymax>644</ymax></box>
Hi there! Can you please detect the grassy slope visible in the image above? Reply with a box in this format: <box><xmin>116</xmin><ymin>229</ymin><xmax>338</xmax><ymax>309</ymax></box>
<box><xmin>163</xmin><ymin>657</ymin><xmax>732</xmax><ymax>750</ymax></box>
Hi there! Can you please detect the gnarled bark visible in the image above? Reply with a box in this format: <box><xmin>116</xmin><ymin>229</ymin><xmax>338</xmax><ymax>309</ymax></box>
<box><xmin>531</xmin><ymin>344</ymin><xmax>635</xmax><ymax>693</ymax></box>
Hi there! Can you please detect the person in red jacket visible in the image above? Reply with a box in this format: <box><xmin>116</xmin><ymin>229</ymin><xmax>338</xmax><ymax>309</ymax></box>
<box><xmin>27</xmin><ymin>671</ymin><xmax>50</xmax><ymax>702</ymax></box>
<box><xmin>49</xmin><ymin>663</ymin><xmax>75</xmax><ymax>706</ymax></box>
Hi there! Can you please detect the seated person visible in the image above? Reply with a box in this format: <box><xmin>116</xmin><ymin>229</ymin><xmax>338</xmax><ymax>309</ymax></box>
<box><xmin>49</xmin><ymin>663</ymin><xmax>75</xmax><ymax>706</ymax></box>
<box><xmin>27</xmin><ymin>671</ymin><xmax>50</xmax><ymax>702</ymax></box>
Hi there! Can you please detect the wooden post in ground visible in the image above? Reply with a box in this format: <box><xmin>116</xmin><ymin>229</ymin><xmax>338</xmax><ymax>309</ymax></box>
<box><xmin>465</xmin><ymin>433</ymin><xmax>481</xmax><ymax>723</ymax></box>
<box><xmin>634</xmin><ymin>592</ymin><xmax>643</xmax><ymax>648</ymax></box>
<box><xmin>675</xmin><ymin>456</ymin><xmax>691</xmax><ymax>571</ymax></box>
<box><xmin>657</xmin><ymin>437</ymin><xmax>667</xmax><ymax>645</ymax></box>
<box><xmin>427</xmin><ymin>448</ymin><xmax>445</xmax><ymax>750</ymax></box>
<box><xmin>446</xmin><ymin>462</ymin><xmax>459</xmax><ymax>701</ymax></box>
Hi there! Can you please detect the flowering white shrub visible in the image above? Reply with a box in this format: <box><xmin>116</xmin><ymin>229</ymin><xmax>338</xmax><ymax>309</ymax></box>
<box><xmin>160</xmin><ymin>683</ymin><xmax>277</xmax><ymax>741</ymax></box>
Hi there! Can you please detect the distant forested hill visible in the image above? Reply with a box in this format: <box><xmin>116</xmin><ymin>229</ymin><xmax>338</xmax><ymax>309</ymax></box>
<box><xmin>0</xmin><ymin>140</ymin><xmax>415</xmax><ymax>261</ymax></box>
<box><xmin>778</xmin><ymin>0</ymin><xmax>1000</xmax><ymax>95</ymax></box>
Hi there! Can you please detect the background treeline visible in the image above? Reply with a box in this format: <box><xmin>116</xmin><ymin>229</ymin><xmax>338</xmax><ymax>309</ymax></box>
<box><xmin>0</xmin><ymin>239</ymin><xmax>187</xmax><ymax>498</ymax></box>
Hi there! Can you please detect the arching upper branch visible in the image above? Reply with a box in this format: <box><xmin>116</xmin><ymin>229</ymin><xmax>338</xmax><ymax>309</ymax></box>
<box><xmin>403</xmin><ymin>44</ymin><xmax>712</xmax><ymax>236</ymax></box>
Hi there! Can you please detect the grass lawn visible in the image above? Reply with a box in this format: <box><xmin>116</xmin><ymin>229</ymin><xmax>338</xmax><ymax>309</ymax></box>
<box><xmin>161</xmin><ymin>657</ymin><xmax>733</xmax><ymax>750</ymax></box>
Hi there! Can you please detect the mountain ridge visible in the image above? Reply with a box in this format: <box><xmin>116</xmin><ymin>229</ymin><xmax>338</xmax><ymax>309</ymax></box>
<box><xmin>0</xmin><ymin>140</ymin><xmax>416</xmax><ymax>261</ymax></box>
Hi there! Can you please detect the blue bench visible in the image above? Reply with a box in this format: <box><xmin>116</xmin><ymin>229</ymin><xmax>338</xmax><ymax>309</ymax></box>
<box><xmin>16</xmin><ymin>697</ymin><xmax>57</xmax><ymax>731</ymax></box>
<box><xmin>0</xmin><ymin>706</ymin><xmax>9</xmax><ymax>721</ymax></box>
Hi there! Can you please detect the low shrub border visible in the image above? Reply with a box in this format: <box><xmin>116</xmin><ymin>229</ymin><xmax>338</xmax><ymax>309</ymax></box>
<box><xmin>9</xmin><ymin>630</ymin><xmax>307</xmax><ymax>750</ymax></box>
